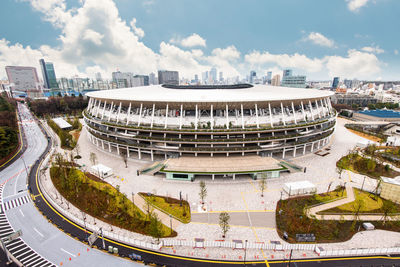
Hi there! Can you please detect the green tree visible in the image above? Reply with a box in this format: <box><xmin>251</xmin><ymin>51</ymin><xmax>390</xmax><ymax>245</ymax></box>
<box><xmin>148</xmin><ymin>212</ymin><xmax>163</xmax><ymax>241</ymax></box>
<box><xmin>259</xmin><ymin>177</ymin><xmax>267</xmax><ymax>197</ymax></box>
<box><xmin>219</xmin><ymin>212</ymin><xmax>230</xmax><ymax>238</ymax></box>
<box><xmin>199</xmin><ymin>180</ymin><xmax>207</xmax><ymax>205</ymax></box>
<box><xmin>381</xmin><ymin>200</ymin><xmax>397</xmax><ymax>225</ymax></box>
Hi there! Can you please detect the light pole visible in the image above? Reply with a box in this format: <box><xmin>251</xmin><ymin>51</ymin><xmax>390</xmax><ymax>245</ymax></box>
<box><xmin>169</xmin><ymin>214</ymin><xmax>172</xmax><ymax>234</ymax></box>
<box><xmin>131</xmin><ymin>192</ymin><xmax>134</xmax><ymax>205</ymax></box>
<box><xmin>243</xmin><ymin>239</ymin><xmax>248</xmax><ymax>266</ymax></box>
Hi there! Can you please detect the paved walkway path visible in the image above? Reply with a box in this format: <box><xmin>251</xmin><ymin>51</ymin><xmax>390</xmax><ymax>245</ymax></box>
<box><xmin>191</xmin><ymin>211</ymin><xmax>276</xmax><ymax>228</ymax></box>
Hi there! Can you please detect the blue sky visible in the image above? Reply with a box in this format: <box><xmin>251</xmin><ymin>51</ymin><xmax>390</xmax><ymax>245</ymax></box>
<box><xmin>0</xmin><ymin>0</ymin><xmax>398</xmax><ymax>80</ymax></box>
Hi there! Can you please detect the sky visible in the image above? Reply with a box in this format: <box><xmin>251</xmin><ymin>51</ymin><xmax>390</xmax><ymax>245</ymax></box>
<box><xmin>0</xmin><ymin>0</ymin><xmax>399</xmax><ymax>81</ymax></box>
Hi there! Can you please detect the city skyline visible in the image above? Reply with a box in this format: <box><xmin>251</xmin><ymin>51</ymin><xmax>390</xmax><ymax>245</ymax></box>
<box><xmin>0</xmin><ymin>0</ymin><xmax>399</xmax><ymax>81</ymax></box>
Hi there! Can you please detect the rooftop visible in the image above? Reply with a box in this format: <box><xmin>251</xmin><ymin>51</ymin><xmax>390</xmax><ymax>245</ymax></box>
<box><xmin>357</xmin><ymin>109</ymin><xmax>400</xmax><ymax>118</ymax></box>
<box><xmin>86</xmin><ymin>84</ymin><xmax>333</xmax><ymax>103</ymax></box>
<box><xmin>52</xmin><ymin>117</ymin><xmax>72</xmax><ymax>129</ymax></box>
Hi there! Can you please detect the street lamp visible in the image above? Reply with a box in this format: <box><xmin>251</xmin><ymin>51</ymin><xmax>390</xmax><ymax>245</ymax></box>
<box><xmin>169</xmin><ymin>214</ymin><xmax>172</xmax><ymax>234</ymax></box>
<box><xmin>244</xmin><ymin>239</ymin><xmax>248</xmax><ymax>266</ymax></box>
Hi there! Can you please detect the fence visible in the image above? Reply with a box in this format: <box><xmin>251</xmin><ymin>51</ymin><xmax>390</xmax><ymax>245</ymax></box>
<box><xmin>316</xmin><ymin>246</ymin><xmax>400</xmax><ymax>257</ymax></box>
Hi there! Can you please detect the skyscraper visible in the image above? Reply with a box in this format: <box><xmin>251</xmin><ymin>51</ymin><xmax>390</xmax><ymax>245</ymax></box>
<box><xmin>249</xmin><ymin>70</ymin><xmax>257</xmax><ymax>83</ymax></box>
<box><xmin>219</xmin><ymin>72</ymin><xmax>223</xmax><ymax>83</ymax></box>
<box><xmin>271</xmin><ymin>74</ymin><xmax>281</xmax><ymax>86</ymax></box>
<box><xmin>95</xmin><ymin>72</ymin><xmax>102</xmax><ymax>81</ymax></box>
<box><xmin>282</xmin><ymin>69</ymin><xmax>293</xmax><ymax>78</ymax></box>
<box><xmin>39</xmin><ymin>59</ymin><xmax>58</xmax><ymax>89</ymax></box>
<box><xmin>158</xmin><ymin>70</ymin><xmax>179</xmax><ymax>85</ymax></box>
<box><xmin>209</xmin><ymin>67</ymin><xmax>217</xmax><ymax>83</ymax></box>
<box><xmin>332</xmin><ymin>77</ymin><xmax>340</xmax><ymax>89</ymax></box>
<box><xmin>266</xmin><ymin>71</ymin><xmax>272</xmax><ymax>84</ymax></box>
<box><xmin>5</xmin><ymin>66</ymin><xmax>40</xmax><ymax>91</ymax></box>
<box><xmin>149</xmin><ymin>72</ymin><xmax>157</xmax><ymax>85</ymax></box>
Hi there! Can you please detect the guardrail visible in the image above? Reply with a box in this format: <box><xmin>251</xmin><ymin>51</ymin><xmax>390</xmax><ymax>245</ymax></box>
<box><xmin>316</xmin><ymin>246</ymin><xmax>400</xmax><ymax>257</ymax></box>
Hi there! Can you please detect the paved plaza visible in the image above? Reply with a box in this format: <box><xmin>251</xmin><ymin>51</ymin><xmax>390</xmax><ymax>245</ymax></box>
<box><xmin>51</xmin><ymin>117</ymin><xmax>400</xmax><ymax>253</ymax></box>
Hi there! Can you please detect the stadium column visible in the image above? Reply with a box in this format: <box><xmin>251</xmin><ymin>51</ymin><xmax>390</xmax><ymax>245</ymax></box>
<box><xmin>126</xmin><ymin>102</ymin><xmax>132</xmax><ymax>125</ymax></box>
<box><xmin>117</xmin><ymin>144</ymin><xmax>120</xmax><ymax>155</ymax></box>
<box><xmin>241</xmin><ymin>104</ymin><xmax>245</xmax><ymax>129</ymax></box>
<box><xmin>255</xmin><ymin>104</ymin><xmax>259</xmax><ymax>128</ymax></box>
<box><xmin>90</xmin><ymin>99</ymin><xmax>97</xmax><ymax>115</ymax></box>
<box><xmin>138</xmin><ymin>103</ymin><xmax>143</xmax><ymax>127</ymax></box>
<box><xmin>293</xmin><ymin>146</ymin><xmax>296</xmax><ymax>157</ymax></box>
<box><xmin>138</xmin><ymin>148</ymin><xmax>142</xmax><ymax>159</ymax></box>
<box><xmin>108</xmin><ymin>102</ymin><xmax>114</xmax><ymax>122</ymax></box>
<box><xmin>303</xmin><ymin>144</ymin><xmax>306</xmax><ymax>155</ymax></box>
<box><xmin>291</xmin><ymin>101</ymin><xmax>297</xmax><ymax>124</ymax></box>
<box><xmin>87</xmin><ymin>98</ymin><xmax>92</xmax><ymax>111</ymax></box>
<box><xmin>127</xmin><ymin>146</ymin><xmax>130</xmax><ymax>157</ymax></box>
<box><xmin>96</xmin><ymin>99</ymin><xmax>102</xmax><ymax>117</ymax></box>
<box><xmin>311</xmin><ymin>142</ymin><xmax>314</xmax><ymax>152</ymax></box>
<box><xmin>282</xmin><ymin>147</ymin><xmax>286</xmax><ymax>159</ymax></box>
<box><xmin>301</xmin><ymin>101</ymin><xmax>306</xmax><ymax>121</ymax></box>
<box><xmin>164</xmin><ymin>103</ymin><xmax>168</xmax><ymax>128</ymax></box>
<box><xmin>179</xmin><ymin>104</ymin><xmax>183</xmax><ymax>130</ymax></box>
<box><xmin>195</xmin><ymin>104</ymin><xmax>198</xmax><ymax>130</ymax></box>
<box><xmin>101</xmin><ymin>100</ymin><xmax>107</xmax><ymax>120</ymax></box>
<box><xmin>315</xmin><ymin>99</ymin><xmax>321</xmax><ymax>119</ymax></box>
<box><xmin>151</xmin><ymin>104</ymin><xmax>155</xmax><ymax>128</ymax></box>
<box><xmin>280</xmin><ymin>102</ymin><xmax>286</xmax><ymax>126</ymax></box>
<box><xmin>101</xmin><ymin>140</ymin><xmax>104</xmax><ymax>150</ymax></box>
<box><xmin>268</xmin><ymin>102</ymin><xmax>274</xmax><ymax>127</ymax></box>
<box><xmin>327</xmin><ymin>98</ymin><xmax>333</xmax><ymax>113</ymax></box>
<box><xmin>151</xmin><ymin>150</ymin><xmax>154</xmax><ymax>161</ymax></box>
<box><xmin>108</xmin><ymin>142</ymin><xmax>111</xmax><ymax>152</ymax></box>
<box><xmin>116</xmin><ymin>102</ymin><xmax>122</xmax><ymax>123</ymax></box>
<box><xmin>210</xmin><ymin>104</ymin><xmax>214</xmax><ymax>130</ymax></box>
<box><xmin>308</xmin><ymin>100</ymin><xmax>315</xmax><ymax>120</ymax></box>
<box><xmin>226</xmin><ymin>104</ymin><xmax>229</xmax><ymax>129</ymax></box>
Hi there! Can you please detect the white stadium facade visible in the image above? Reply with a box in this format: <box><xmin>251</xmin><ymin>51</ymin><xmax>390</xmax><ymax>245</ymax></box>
<box><xmin>83</xmin><ymin>84</ymin><xmax>336</xmax><ymax>180</ymax></box>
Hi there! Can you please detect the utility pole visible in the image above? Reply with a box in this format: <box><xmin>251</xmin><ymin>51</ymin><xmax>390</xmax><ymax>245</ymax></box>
<box><xmin>287</xmin><ymin>248</ymin><xmax>293</xmax><ymax>267</ymax></box>
<box><xmin>361</xmin><ymin>176</ymin><xmax>366</xmax><ymax>191</ymax></box>
<box><xmin>100</xmin><ymin>227</ymin><xmax>105</xmax><ymax>250</ymax></box>
<box><xmin>243</xmin><ymin>239</ymin><xmax>248</xmax><ymax>266</ymax></box>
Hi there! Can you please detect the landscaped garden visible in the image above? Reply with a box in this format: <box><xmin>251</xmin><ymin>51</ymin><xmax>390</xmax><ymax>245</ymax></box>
<box><xmin>336</xmin><ymin>151</ymin><xmax>400</xmax><ymax>179</ymax></box>
<box><xmin>0</xmin><ymin>94</ymin><xmax>19</xmax><ymax>165</ymax></box>
<box><xmin>50</xmin><ymin>153</ymin><xmax>176</xmax><ymax>238</ymax></box>
<box><xmin>47</xmin><ymin>117</ymin><xmax>82</xmax><ymax>150</ymax></box>
<box><xmin>276</xmin><ymin>187</ymin><xmax>400</xmax><ymax>243</ymax></box>
<box><xmin>139</xmin><ymin>192</ymin><xmax>191</xmax><ymax>223</ymax></box>
<box><xmin>320</xmin><ymin>188</ymin><xmax>400</xmax><ymax>214</ymax></box>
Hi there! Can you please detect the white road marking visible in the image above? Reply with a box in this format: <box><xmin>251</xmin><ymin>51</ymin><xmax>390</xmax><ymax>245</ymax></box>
<box><xmin>14</xmin><ymin>167</ymin><xmax>23</xmax><ymax>195</ymax></box>
<box><xmin>19</xmin><ymin>209</ymin><xmax>24</xmax><ymax>217</ymax></box>
<box><xmin>60</xmin><ymin>248</ymin><xmax>76</xmax><ymax>257</ymax></box>
<box><xmin>33</xmin><ymin>227</ymin><xmax>44</xmax><ymax>238</ymax></box>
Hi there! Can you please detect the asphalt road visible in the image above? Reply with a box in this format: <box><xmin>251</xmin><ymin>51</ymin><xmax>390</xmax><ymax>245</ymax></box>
<box><xmin>1</xmin><ymin>102</ymin><xmax>399</xmax><ymax>267</ymax></box>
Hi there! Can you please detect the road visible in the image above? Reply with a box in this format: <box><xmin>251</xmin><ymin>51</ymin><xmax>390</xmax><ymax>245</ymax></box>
<box><xmin>0</xmin><ymin>102</ymin><xmax>399</xmax><ymax>266</ymax></box>
<box><xmin>0</xmin><ymin>103</ymin><xmax>138</xmax><ymax>266</ymax></box>
<box><xmin>192</xmin><ymin>211</ymin><xmax>276</xmax><ymax>228</ymax></box>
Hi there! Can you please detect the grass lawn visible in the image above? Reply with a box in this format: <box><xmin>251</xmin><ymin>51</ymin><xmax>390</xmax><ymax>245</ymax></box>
<box><xmin>321</xmin><ymin>188</ymin><xmax>400</xmax><ymax>214</ymax></box>
<box><xmin>51</xmin><ymin>164</ymin><xmax>176</xmax><ymax>238</ymax></box>
<box><xmin>314</xmin><ymin>187</ymin><xmax>347</xmax><ymax>203</ymax></box>
<box><xmin>139</xmin><ymin>193</ymin><xmax>191</xmax><ymax>223</ymax></box>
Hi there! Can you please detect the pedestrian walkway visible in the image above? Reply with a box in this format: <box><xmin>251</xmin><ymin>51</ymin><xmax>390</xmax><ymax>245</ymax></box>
<box><xmin>2</xmin><ymin>195</ymin><xmax>30</xmax><ymax>212</ymax></box>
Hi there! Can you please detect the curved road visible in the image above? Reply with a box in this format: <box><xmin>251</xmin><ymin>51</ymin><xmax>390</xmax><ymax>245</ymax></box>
<box><xmin>0</xmin><ymin>102</ymin><xmax>399</xmax><ymax>266</ymax></box>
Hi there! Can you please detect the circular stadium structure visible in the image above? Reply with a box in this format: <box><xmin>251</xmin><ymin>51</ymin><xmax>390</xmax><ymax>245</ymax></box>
<box><xmin>83</xmin><ymin>84</ymin><xmax>336</xmax><ymax>180</ymax></box>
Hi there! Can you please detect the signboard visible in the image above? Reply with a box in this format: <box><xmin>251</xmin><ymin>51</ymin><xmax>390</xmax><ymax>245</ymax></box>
<box><xmin>3</xmin><ymin>230</ymin><xmax>22</xmax><ymax>242</ymax></box>
<box><xmin>296</xmin><ymin>233</ymin><xmax>315</xmax><ymax>242</ymax></box>
<box><xmin>88</xmin><ymin>231</ymin><xmax>98</xmax><ymax>246</ymax></box>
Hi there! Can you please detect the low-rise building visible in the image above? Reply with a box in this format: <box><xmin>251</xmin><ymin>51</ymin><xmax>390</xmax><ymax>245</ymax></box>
<box><xmin>380</xmin><ymin>177</ymin><xmax>400</xmax><ymax>204</ymax></box>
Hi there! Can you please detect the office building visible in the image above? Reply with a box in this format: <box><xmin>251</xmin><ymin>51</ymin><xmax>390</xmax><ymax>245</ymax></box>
<box><xmin>95</xmin><ymin>72</ymin><xmax>102</xmax><ymax>81</ymax></box>
<box><xmin>39</xmin><ymin>59</ymin><xmax>58</xmax><ymax>89</ymax></box>
<box><xmin>271</xmin><ymin>74</ymin><xmax>281</xmax><ymax>86</ymax></box>
<box><xmin>332</xmin><ymin>77</ymin><xmax>340</xmax><ymax>89</ymax></box>
<box><xmin>149</xmin><ymin>73</ymin><xmax>157</xmax><ymax>85</ymax></box>
<box><xmin>112</xmin><ymin>71</ymin><xmax>134</xmax><ymax>88</ymax></box>
<box><xmin>132</xmin><ymin>75</ymin><xmax>149</xmax><ymax>87</ymax></box>
<box><xmin>219</xmin><ymin>72</ymin><xmax>223</xmax><ymax>83</ymax></box>
<box><xmin>210</xmin><ymin>67</ymin><xmax>217</xmax><ymax>83</ymax></box>
<box><xmin>249</xmin><ymin>71</ymin><xmax>257</xmax><ymax>84</ymax></box>
<box><xmin>281</xmin><ymin>75</ymin><xmax>306</xmax><ymax>88</ymax></box>
<box><xmin>266</xmin><ymin>71</ymin><xmax>272</xmax><ymax>84</ymax></box>
<box><xmin>283</xmin><ymin>69</ymin><xmax>293</xmax><ymax>78</ymax></box>
<box><xmin>158</xmin><ymin>70</ymin><xmax>179</xmax><ymax>85</ymax></box>
<box><xmin>5</xmin><ymin>66</ymin><xmax>40</xmax><ymax>92</ymax></box>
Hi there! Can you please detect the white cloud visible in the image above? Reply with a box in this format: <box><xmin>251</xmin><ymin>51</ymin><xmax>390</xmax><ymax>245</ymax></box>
<box><xmin>325</xmin><ymin>49</ymin><xmax>380</xmax><ymax>79</ymax></box>
<box><xmin>306</xmin><ymin>32</ymin><xmax>335</xmax><ymax>48</ymax></box>
<box><xmin>245</xmin><ymin>51</ymin><xmax>324</xmax><ymax>73</ymax></box>
<box><xmin>361</xmin><ymin>46</ymin><xmax>384</xmax><ymax>54</ymax></box>
<box><xmin>130</xmin><ymin>18</ymin><xmax>145</xmax><ymax>39</ymax></box>
<box><xmin>23</xmin><ymin>0</ymin><xmax>72</xmax><ymax>28</ymax></box>
<box><xmin>395</xmin><ymin>50</ymin><xmax>399</xmax><ymax>55</ymax></box>
<box><xmin>170</xmin><ymin>33</ymin><xmax>206</xmax><ymax>48</ymax></box>
<box><xmin>347</xmin><ymin>0</ymin><xmax>369</xmax><ymax>12</ymax></box>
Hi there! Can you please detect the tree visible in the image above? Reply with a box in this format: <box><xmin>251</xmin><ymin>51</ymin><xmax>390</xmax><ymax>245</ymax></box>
<box><xmin>259</xmin><ymin>177</ymin><xmax>267</xmax><ymax>197</ymax></box>
<box><xmin>121</xmin><ymin>149</ymin><xmax>128</xmax><ymax>168</ymax></box>
<box><xmin>148</xmin><ymin>212</ymin><xmax>163</xmax><ymax>241</ymax></box>
<box><xmin>90</xmin><ymin>152</ymin><xmax>97</xmax><ymax>166</ymax></box>
<box><xmin>219</xmin><ymin>212</ymin><xmax>230</xmax><ymax>238</ymax></box>
<box><xmin>381</xmin><ymin>200</ymin><xmax>396</xmax><ymax>225</ymax></box>
<box><xmin>199</xmin><ymin>180</ymin><xmax>207</xmax><ymax>206</ymax></box>
<box><xmin>336</xmin><ymin>164</ymin><xmax>344</xmax><ymax>179</ymax></box>
<box><xmin>74</xmin><ymin>143</ymin><xmax>81</xmax><ymax>158</ymax></box>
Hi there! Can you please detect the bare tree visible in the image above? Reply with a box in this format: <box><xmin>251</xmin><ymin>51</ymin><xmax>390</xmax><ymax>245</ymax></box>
<box><xmin>74</xmin><ymin>143</ymin><xmax>81</xmax><ymax>157</ymax></box>
<box><xmin>90</xmin><ymin>152</ymin><xmax>97</xmax><ymax>166</ymax></box>
<box><xmin>199</xmin><ymin>180</ymin><xmax>207</xmax><ymax>206</ymax></box>
<box><xmin>219</xmin><ymin>212</ymin><xmax>230</xmax><ymax>239</ymax></box>
<box><xmin>121</xmin><ymin>150</ymin><xmax>128</xmax><ymax>168</ymax></box>
<box><xmin>259</xmin><ymin>177</ymin><xmax>267</xmax><ymax>197</ymax></box>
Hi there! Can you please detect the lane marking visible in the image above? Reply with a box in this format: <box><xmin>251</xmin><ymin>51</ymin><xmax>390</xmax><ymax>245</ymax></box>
<box><xmin>33</xmin><ymin>227</ymin><xmax>44</xmax><ymax>238</ymax></box>
<box><xmin>60</xmin><ymin>248</ymin><xmax>76</xmax><ymax>258</ymax></box>
<box><xmin>13</xmin><ymin>168</ymin><xmax>23</xmax><ymax>195</ymax></box>
<box><xmin>19</xmin><ymin>209</ymin><xmax>24</xmax><ymax>217</ymax></box>
<box><xmin>192</xmin><ymin>209</ymin><xmax>274</xmax><ymax>214</ymax></box>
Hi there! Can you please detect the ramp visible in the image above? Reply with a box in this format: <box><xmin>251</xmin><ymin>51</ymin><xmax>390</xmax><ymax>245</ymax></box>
<box><xmin>139</xmin><ymin>161</ymin><xmax>166</xmax><ymax>175</ymax></box>
<box><xmin>279</xmin><ymin>160</ymin><xmax>303</xmax><ymax>173</ymax></box>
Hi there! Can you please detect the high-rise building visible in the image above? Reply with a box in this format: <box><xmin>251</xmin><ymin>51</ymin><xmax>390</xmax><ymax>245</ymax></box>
<box><xmin>132</xmin><ymin>75</ymin><xmax>149</xmax><ymax>87</ymax></box>
<box><xmin>271</xmin><ymin>74</ymin><xmax>281</xmax><ymax>86</ymax></box>
<box><xmin>194</xmin><ymin>74</ymin><xmax>199</xmax><ymax>84</ymax></box>
<box><xmin>266</xmin><ymin>71</ymin><xmax>272</xmax><ymax>84</ymax></box>
<box><xmin>5</xmin><ymin>66</ymin><xmax>40</xmax><ymax>92</ymax></box>
<box><xmin>249</xmin><ymin>70</ymin><xmax>257</xmax><ymax>84</ymax></box>
<box><xmin>282</xmin><ymin>69</ymin><xmax>293</xmax><ymax>78</ymax></box>
<box><xmin>112</xmin><ymin>71</ymin><xmax>135</xmax><ymax>88</ymax></box>
<box><xmin>332</xmin><ymin>77</ymin><xmax>340</xmax><ymax>89</ymax></box>
<box><xmin>202</xmin><ymin>71</ymin><xmax>208</xmax><ymax>84</ymax></box>
<box><xmin>158</xmin><ymin>70</ymin><xmax>179</xmax><ymax>85</ymax></box>
<box><xmin>343</xmin><ymin>79</ymin><xmax>353</xmax><ymax>89</ymax></box>
<box><xmin>210</xmin><ymin>67</ymin><xmax>217</xmax><ymax>83</ymax></box>
<box><xmin>39</xmin><ymin>59</ymin><xmax>58</xmax><ymax>89</ymax></box>
<box><xmin>219</xmin><ymin>72</ymin><xmax>223</xmax><ymax>83</ymax></box>
<box><xmin>149</xmin><ymin>72</ymin><xmax>157</xmax><ymax>85</ymax></box>
<box><xmin>95</xmin><ymin>72</ymin><xmax>102</xmax><ymax>81</ymax></box>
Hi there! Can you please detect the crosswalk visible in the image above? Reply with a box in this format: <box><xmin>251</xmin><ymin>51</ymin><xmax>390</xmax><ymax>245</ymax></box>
<box><xmin>0</xmin><ymin>186</ymin><xmax>56</xmax><ymax>267</ymax></box>
<box><xmin>2</xmin><ymin>195</ymin><xmax>31</xmax><ymax>212</ymax></box>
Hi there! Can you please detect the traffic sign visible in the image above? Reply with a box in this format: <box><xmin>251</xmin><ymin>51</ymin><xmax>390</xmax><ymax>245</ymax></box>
<box><xmin>88</xmin><ymin>231</ymin><xmax>98</xmax><ymax>246</ymax></box>
<box><xmin>2</xmin><ymin>230</ymin><xmax>22</xmax><ymax>242</ymax></box>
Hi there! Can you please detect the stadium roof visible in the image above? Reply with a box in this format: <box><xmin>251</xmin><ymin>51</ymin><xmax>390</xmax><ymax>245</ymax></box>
<box><xmin>86</xmin><ymin>84</ymin><xmax>333</xmax><ymax>103</ymax></box>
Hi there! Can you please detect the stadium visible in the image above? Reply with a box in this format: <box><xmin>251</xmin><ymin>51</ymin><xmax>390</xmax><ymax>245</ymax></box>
<box><xmin>83</xmin><ymin>84</ymin><xmax>336</xmax><ymax>180</ymax></box>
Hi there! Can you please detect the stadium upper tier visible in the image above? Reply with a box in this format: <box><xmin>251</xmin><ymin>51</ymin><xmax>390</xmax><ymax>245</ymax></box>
<box><xmin>83</xmin><ymin>84</ymin><xmax>336</xmax><ymax>161</ymax></box>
